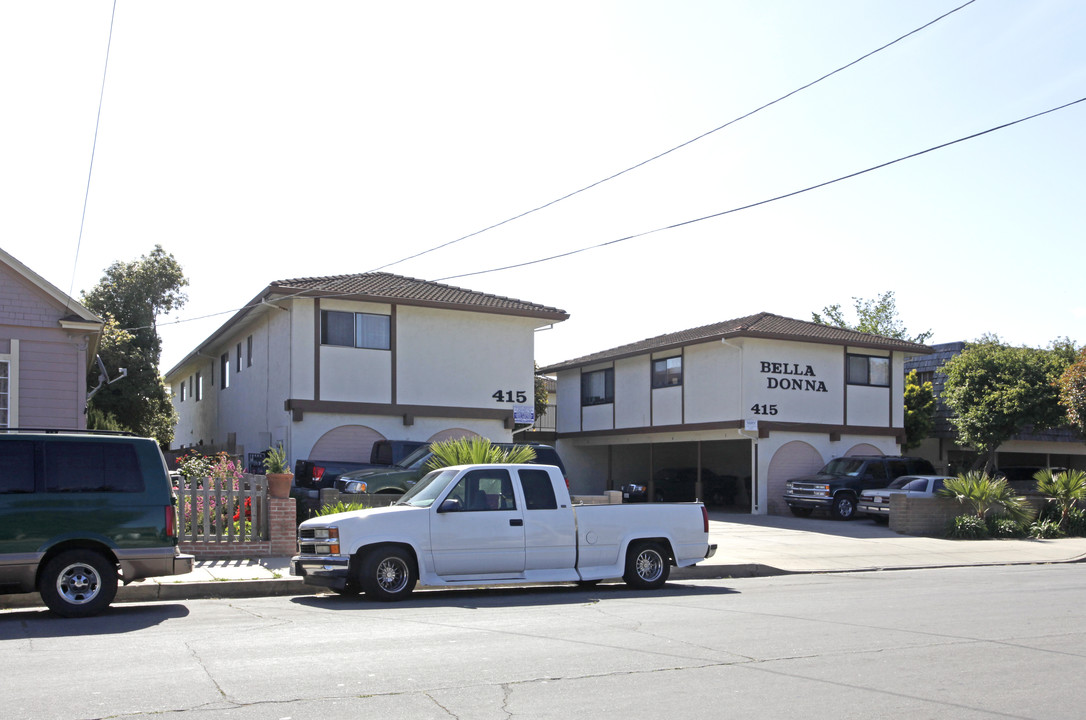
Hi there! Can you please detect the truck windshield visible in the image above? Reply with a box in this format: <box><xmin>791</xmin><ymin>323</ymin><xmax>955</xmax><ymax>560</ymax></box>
<box><xmin>396</xmin><ymin>445</ymin><xmax>433</xmax><ymax>470</ymax></box>
<box><xmin>820</xmin><ymin>458</ymin><xmax>867</xmax><ymax>476</ymax></box>
<box><xmin>396</xmin><ymin>469</ymin><xmax>458</xmax><ymax>507</ymax></box>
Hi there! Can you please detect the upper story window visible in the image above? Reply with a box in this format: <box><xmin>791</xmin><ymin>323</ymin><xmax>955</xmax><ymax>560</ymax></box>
<box><xmin>581</xmin><ymin>368</ymin><xmax>614</xmax><ymax>406</ymax></box>
<box><xmin>246</xmin><ymin>335</ymin><xmax>253</xmax><ymax>367</ymax></box>
<box><xmin>220</xmin><ymin>352</ymin><xmax>230</xmax><ymax>389</ymax></box>
<box><xmin>321</xmin><ymin>310</ymin><xmax>391</xmax><ymax>350</ymax></box>
<box><xmin>651</xmin><ymin>356</ymin><xmax>682</xmax><ymax>389</ymax></box>
<box><xmin>0</xmin><ymin>360</ymin><xmax>9</xmax><ymax>428</ymax></box>
<box><xmin>236</xmin><ymin>343</ymin><xmax>242</xmax><ymax>373</ymax></box>
<box><xmin>847</xmin><ymin>354</ymin><xmax>890</xmax><ymax>387</ymax></box>
<box><xmin>195</xmin><ymin>372</ymin><xmax>203</xmax><ymax>401</ymax></box>
<box><xmin>179</xmin><ymin>381</ymin><xmax>186</xmax><ymax>402</ymax></box>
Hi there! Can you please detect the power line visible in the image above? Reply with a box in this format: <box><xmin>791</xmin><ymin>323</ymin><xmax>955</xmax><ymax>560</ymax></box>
<box><xmin>432</xmin><ymin>95</ymin><xmax>1086</xmax><ymax>283</ymax></box>
<box><xmin>367</xmin><ymin>0</ymin><xmax>978</xmax><ymax>274</ymax></box>
<box><xmin>66</xmin><ymin>0</ymin><xmax>118</xmax><ymax>311</ymax></box>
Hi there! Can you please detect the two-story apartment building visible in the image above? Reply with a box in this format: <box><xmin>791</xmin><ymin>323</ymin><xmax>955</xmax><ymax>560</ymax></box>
<box><xmin>0</xmin><ymin>247</ymin><xmax>103</xmax><ymax>430</ymax></box>
<box><xmin>540</xmin><ymin>312</ymin><xmax>932</xmax><ymax>515</ymax></box>
<box><xmin>165</xmin><ymin>272</ymin><xmax>567</xmax><ymax>469</ymax></box>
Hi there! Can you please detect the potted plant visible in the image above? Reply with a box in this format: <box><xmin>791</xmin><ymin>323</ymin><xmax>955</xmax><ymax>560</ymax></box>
<box><xmin>263</xmin><ymin>444</ymin><xmax>293</xmax><ymax>499</ymax></box>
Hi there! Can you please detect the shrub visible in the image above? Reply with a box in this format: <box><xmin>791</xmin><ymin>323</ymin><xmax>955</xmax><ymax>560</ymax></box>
<box><xmin>1063</xmin><ymin>508</ymin><xmax>1086</xmax><ymax>537</ymax></box>
<box><xmin>987</xmin><ymin>515</ymin><xmax>1027</xmax><ymax>539</ymax></box>
<box><xmin>946</xmin><ymin>515</ymin><xmax>989</xmax><ymax>540</ymax></box>
<box><xmin>1028</xmin><ymin>518</ymin><xmax>1064</xmax><ymax>539</ymax></box>
<box><xmin>316</xmin><ymin>501</ymin><xmax>369</xmax><ymax>517</ymax></box>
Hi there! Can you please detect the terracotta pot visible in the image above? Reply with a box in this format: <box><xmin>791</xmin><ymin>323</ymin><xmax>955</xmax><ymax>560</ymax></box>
<box><xmin>267</xmin><ymin>473</ymin><xmax>293</xmax><ymax>499</ymax></box>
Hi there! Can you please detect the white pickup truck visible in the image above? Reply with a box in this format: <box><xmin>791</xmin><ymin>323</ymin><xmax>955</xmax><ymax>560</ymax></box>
<box><xmin>291</xmin><ymin>463</ymin><xmax>717</xmax><ymax>600</ymax></box>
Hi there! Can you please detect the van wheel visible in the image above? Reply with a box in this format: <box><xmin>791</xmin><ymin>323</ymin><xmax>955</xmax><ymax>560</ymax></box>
<box><xmin>360</xmin><ymin>546</ymin><xmax>416</xmax><ymax>601</ymax></box>
<box><xmin>831</xmin><ymin>494</ymin><xmax>857</xmax><ymax>521</ymax></box>
<box><xmin>623</xmin><ymin>541</ymin><xmax>670</xmax><ymax>590</ymax></box>
<box><xmin>39</xmin><ymin>550</ymin><xmax>118</xmax><ymax>618</ymax></box>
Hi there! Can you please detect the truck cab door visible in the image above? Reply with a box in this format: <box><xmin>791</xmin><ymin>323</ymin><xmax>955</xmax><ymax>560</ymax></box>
<box><xmin>429</xmin><ymin>468</ymin><xmax>526</xmax><ymax>578</ymax></box>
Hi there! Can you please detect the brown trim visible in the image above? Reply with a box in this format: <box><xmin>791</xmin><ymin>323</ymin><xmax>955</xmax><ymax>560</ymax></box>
<box><xmin>390</xmin><ymin>305</ymin><xmax>397</xmax><ymax>405</ymax></box>
<box><xmin>284</xmin><ymin>398</ymin><xmax>513</xmax><ymax>424</ymax></box>
<box><xmin>313</xmin><ymin>298</ymin><xmax>321</xmax><ymax>401</ymax></box>
<box><xmin>553</xmin><ymin>419</ymin><xmax>903</xmax><ymax>440</ymax></box>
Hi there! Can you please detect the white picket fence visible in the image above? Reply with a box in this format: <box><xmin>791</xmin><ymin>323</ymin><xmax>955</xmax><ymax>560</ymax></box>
<box><xmin>175</xmin><ymin>473</ymin><xmax>270</xmax><ymax>544</ymax></box>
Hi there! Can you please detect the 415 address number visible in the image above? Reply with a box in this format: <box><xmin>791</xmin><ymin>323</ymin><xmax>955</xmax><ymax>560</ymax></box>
<box><xmin>494</xmin><ymin>390</ymin><xmax>528</xmax><ymax>403</ymax></box>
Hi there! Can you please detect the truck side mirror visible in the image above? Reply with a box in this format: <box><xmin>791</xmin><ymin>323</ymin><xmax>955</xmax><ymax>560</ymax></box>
<box><xmin>438</xmin><ymin>498</ymin><xmax>462</xmax><ymax>513</ymax></box>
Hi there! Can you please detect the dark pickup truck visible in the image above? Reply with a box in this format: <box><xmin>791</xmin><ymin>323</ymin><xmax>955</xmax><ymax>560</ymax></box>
<box><xmin>783</xmin><ymin>455</ymin><xmax>935</xmax><ymax>520</ymax></box>
<box><xmin>293</xmin><ymin>440</ymin><xmax>425</xmax><ymax>495</ymax></box>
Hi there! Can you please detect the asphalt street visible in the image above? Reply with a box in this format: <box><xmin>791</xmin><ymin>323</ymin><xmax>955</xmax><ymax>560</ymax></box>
<box><xmin>2</xmin><ymin>563</ymin><xmax>1085</xmax><ymax>720</ymax></box>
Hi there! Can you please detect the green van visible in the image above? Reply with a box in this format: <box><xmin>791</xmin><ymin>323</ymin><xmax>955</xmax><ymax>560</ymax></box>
<box><xmin>0</xmin><ymin>430</ymin><xmax>194</xmax><ymax>617</ymax></box>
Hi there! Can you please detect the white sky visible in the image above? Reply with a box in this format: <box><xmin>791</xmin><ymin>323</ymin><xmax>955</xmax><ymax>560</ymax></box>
<box><xmin>2</xmin><ymin>0</ymin><xmax>1084</xmax><ymax>374</ymax></box>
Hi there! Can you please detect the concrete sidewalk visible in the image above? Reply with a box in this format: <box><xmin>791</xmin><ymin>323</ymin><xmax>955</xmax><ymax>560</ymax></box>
<box><xmin>4</xmin><ymin>513</ymin><xmax>1086</xmax><ymax>611</ymax></box>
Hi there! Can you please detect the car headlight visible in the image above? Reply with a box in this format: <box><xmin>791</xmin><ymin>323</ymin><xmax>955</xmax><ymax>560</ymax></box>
<box><xmin>785</xmin><ymin>482</ymin><xmax>793</xmax><ymax>492</ymax></box>
<box><xmin>311</xmin><ymin>526</ymin><xmax>340</xmax><ymax>555</ymax></box>
<box><xmin>344</xmin><ymin>480</ymin><xmax>368</xmax><ymax>493</ymax></box>
<box><xmin>628</xmin><ymin>484</ymin><xmax>646</xmax><ymax>493</ymax></box>
<box><xmin>814</xmin><ymin>484</ymin><xmax>830</xmax><ymax>497</ymax></box>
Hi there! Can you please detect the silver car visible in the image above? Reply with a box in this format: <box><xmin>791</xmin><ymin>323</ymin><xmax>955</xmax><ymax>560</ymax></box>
<box><xmin>858</xmin><ymin>475</ymin><xmax>954</xmax><ymax>522</ymax></box>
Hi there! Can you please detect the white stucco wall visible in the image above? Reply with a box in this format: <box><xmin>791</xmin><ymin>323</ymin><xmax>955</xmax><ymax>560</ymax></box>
<box><xmin>615</xmin><ymin>356</ymin><xmax>649</xmax><ymax>429</ymax></box>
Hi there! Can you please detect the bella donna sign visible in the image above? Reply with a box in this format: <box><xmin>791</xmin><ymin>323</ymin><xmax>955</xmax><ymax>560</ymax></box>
<box><xmin>759</xmin><ymin>361</ymin><xmax>828</xmax><ymax>392</ymax></box>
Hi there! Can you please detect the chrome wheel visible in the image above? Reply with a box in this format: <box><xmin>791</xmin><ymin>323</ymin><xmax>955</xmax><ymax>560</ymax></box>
<box><xmin>39</xmin><ymin>549</ymin><xmax>118</xmax><ymax>617</ymax></box>
<box><xmin>56</xmin><ymin>562</ymin><xmax>102</xmax><ymax>605</ymax></box>
<box><xmin>360</xmin><ymin>546</ymin><xmax>416</xmax><ymax>601</ymax></box>
<box><xmin>375</xmin><ymin>556</ymin><xmax>410</xmax><ymax>594</ymax></box>
<box><xmin>623</xmin><ymin>541</ymin><xmax>670</xmax><ymax>590</ymax></box>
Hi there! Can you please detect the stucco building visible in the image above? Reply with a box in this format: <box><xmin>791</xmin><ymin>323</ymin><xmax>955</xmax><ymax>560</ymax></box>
<box><xmin>540</xmin><ymin>312</ymin><xmax>931</xmax><ymax>515</ymax></box>
<box><xmin>0</xmin><ymin>247</ymin><xmax>103</xmax><ymax>430</ymax></box>
<box><xmin>165</xmin><ymin>272</ymin><xmax>567</xmax><ymax>469</ymax></box>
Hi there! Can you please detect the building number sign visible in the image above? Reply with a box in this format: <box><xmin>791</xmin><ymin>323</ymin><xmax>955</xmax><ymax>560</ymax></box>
<box><xmin>493</xmin><ymin>390</ymin><xmax>528</xmax><ymax>403</ymax></box>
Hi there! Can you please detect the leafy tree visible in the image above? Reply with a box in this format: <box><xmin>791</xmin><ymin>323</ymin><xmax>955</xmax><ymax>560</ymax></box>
<box><xmin>426</xmin><ymin>437</ymin><xmax>536</xmax><ymax>470</ymax></box>
<box><xmin>1057</xmin><ymin>347</ymin><xmax>1086</xmax><ymax>436</ymax></box>
<box><xmin>941</xmin><ymin>336</ymin><xmax>1075</xmax><ymax>471</ymax></box>
<box><xmin>937</xmin><ymin>471</ymin><xmax>1035</xmax><ymax>525</ymax></box>
<box><xmin>534</xmin><ymin>368</ymin><xmax>550</xmax><ymax>423</ymax></box>
<box><xmin>81</xmin><ymin>245</ymin><xmax>188</xmax><ymax>447</ymax></box>
<box><xmin>902</xmin><ymin>370</ymin><xmax>935</xmax><ymax>451</ymax></box>
<box><xmin>812</xmin><ymin>290</ymin><xmax>932</xmax><ymax>343</ymax></box>
<box><xmin>1033</xmin><ymin>468</ymin><xmax>1086</xmax><ymax>531</ymax></box>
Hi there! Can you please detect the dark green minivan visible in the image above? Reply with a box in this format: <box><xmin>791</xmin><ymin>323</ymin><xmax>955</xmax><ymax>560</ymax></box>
<box><xmin>0</xmin><ymin>430</ymin><xmax>194</xmax><ymax>617</ymax></box>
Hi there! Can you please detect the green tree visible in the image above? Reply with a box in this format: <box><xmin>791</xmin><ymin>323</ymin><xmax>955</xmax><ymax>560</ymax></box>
<box><xmin>1033</xmin><ymin>468</ymin><xmax>1086</xmax><ymax>531</ymax></box>
<box><xmin>534</xmin><ymin>368</ymin><xmax>550</xmax><ymax>424</ymax></box>
<box><xmin>426</xmin><ymin>437</ymin><xmax>536</xmax><ymax>470</ymax></box>
<box><xmin>937</xmin><ymin>471</ymin><xmax>1035</xmax><ymax>525</ymax></box>
<box><xmin>81</xmin><ymin>245</ymin><xmax>188</xmax><ymax>447</ymax></box>
<box><xmin>941</xmin><ymin>336</ymin><xmax>1074</xmax><ymax>471</ymax></box>
<box><xmin>902</xmin><ymin>370</ymin><xmax>935</xmax><ymax>451</ymax></box>
<box><xmin>1057</xmin><ymin>347</ymin><xmax>1086</xmax><ymax>436</ymax></box>
<box><xmin>812</xmin><ymin>290</ymin><xmax>932</xmax><ymax>343</ymax></box>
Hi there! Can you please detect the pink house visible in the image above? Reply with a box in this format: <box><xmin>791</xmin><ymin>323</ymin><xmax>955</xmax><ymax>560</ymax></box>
<box><xmin>0</xmin><ymin>247</ymin><xmax>103</xmax><ymax>429</ymax></box>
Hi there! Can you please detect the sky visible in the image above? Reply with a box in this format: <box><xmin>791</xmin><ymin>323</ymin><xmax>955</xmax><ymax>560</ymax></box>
<box><xmin>2</xmin><ymin>0</ymin><xmax>1084</xmax><ymax>374</ymax></box>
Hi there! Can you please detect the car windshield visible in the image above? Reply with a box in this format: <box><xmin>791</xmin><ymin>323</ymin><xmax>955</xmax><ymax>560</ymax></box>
<box><xmin>821</xmin><ymin>458</ymin><xmax>866</xmax><ymax>476</ymax></box>
<box><xmin>396</xmin><ymin>444</ymin><xmax>433</xmax><ymax>469</ymax></box>
<box><xmin>396</xmin><ymin>469</ymin><xmax>458</xmax><ymax>507</ymax></box>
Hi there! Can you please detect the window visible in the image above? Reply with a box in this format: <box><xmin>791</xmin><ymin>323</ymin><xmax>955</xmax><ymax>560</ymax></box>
<box><xmin>321</xmin><ymin>311</ymin><xmax>391</xmax><ymax>350</ymax></box>
<box><xmin>236</xmin><ymin>343</ymin><xmax>242</xmax><ymax>373</ymax></box>
<box><xmin>519</xmin><ymin>469</ymin><xmax>558</xmax><ymax>510</ymax></box>
<box><xmin>179</xmin><ymin>381</ymin><xmax>186</xmax><ymax>402</ymax></box>
<box><xmin>651</xmin><ymin>356</ymin><xmax>682</xmax><ymax>388</ymax></box>
<box><xmin>847</xmin><ymin>354</ymin><xmax>890</xmax><ymax>387</ymax></box>
<box><xmin>44</xmin><ymin>442</ymin><xmax>143</xmax><ymax>492</ymax></box>
<box><xmin>246</xmin><ymin>335</ymin><xmax>253</xmax><ymax>367</ymax></box>
<box><xmin>581</xmin><ymin>368</ymin><xmax>614</xmax><ymax>406</ymax></box>
<box><xmin>0</xmin><ymin>440</ymin><xmax>34</xmax><ymax>493</ymax></box>
<box><xmin>195</xmin><ymin>372</ymin><xmax>202</xmax><ymax>401</ymax></box>
<box><xmin>1</xmin><ymin>360</ymin><xmax>10</xmax><ymax>428</ymax></box>
<box><xmin>446</xmin><ymin>469</ymin><xmax>516</xmax><ymax>511</ymax></box>
<box><xmin>220</xmin><ymin>353</ymin><xmax>230</xmax><ymax>389</ymax></box>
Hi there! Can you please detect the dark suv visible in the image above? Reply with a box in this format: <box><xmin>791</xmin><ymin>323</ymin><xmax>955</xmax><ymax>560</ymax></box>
<box><xmin>783</xmin><ymin>455</ymin><xmax>936</xmax><ymax>520</ymax></box>
<box><xmin>0</xmin><ymin>429</ymin><xmax>194</xmax><ymax>616</ymax></box>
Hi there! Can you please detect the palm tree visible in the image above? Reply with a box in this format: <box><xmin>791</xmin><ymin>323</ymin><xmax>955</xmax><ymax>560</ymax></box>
<box><xmin>937</xmin><ymin>471</ymin><xmax>1035</xmax><ymax>525</ymax></box>
<box><xmin>1034</xmin><ymin>468</ymin><xmax>1086</xmax><ymax>530</ymax></box>
<box><xmin>425</xmin><ymin>436</ymin><xmax>536</xmax><ymax>471</ymax></box>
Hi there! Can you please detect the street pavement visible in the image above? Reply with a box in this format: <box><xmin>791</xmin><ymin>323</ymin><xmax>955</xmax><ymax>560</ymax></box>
<box><xmin>4</xmin><ymin>511</ymin><xmax>1086</xmax><ymax>612</ymax></box>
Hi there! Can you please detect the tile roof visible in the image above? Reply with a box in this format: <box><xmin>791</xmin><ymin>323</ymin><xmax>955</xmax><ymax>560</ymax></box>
<box><xmin>540</xmin><ymin>312</ymin><xmax>932</xmax><ymax>373</ymax></box>
<box><xmin>270</xmin><ymin>272</ymin><xmax>568</xmax><ymax>320</ymax></box>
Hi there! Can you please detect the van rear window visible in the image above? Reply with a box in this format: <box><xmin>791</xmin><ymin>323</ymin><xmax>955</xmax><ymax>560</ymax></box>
<box><xmin>0</xmin><ymin>441</ymin><xmax>34</xmax><ymax>493</ymax></box>
<box><xmin>45</xmin><ymin>442</ymin><xmax>144</xmax><ymax>493</ymax></box>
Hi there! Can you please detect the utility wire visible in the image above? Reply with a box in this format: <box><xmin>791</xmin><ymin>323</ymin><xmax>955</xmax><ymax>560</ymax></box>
<box><xmin>66</xmin><ymin>0</ymin><xmax>118</xmax><ymax>311</ymax></box>
<box><xmin>139</xmin><ymin>95</ymin><xmax>1086</xmax><ymax>335</ymax></box>
<box><xmin>432</xmin><ymin>95</ymin><xmax>1086</xmax><ymax>282</ymax></box>
<box><xmin>367</xmin><ymin>0</ymin><xmax>977</xmax><ymax>274</ymax></box>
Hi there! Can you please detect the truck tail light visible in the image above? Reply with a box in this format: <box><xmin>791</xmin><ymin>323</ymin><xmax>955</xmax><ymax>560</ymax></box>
<box><xmin>702</xmin><ymin>505</ymin><xmax>710</xmax><ymax>534</ymax></box>
<box><xmin>166</xmin><ymin>504</ymin><xmax>177</xmax><ymax>539</ymax></box>
<box><xmin>312</xmin><ymin>466</ymin><xmax>325</xmax><ymax>482</ymax></box>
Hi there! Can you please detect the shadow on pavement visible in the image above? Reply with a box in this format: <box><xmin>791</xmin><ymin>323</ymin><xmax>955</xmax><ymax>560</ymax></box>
<box><xmin>0</xmin><ymin>603</ymin><xmax>190</xmax><ymax>639</ymax></box>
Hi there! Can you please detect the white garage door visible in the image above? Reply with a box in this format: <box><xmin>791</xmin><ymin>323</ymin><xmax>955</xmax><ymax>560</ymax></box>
<box><xmin>309</xmin><ymin>425</ymin><xmax>385</xmax><ymax>463</ymax></box>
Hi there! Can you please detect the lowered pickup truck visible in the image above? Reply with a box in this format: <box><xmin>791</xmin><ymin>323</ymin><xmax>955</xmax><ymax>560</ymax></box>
<box><xmin>292</xmin><ymin>463</ymin><xmax>717</xmax><ymax>600</ymax></box>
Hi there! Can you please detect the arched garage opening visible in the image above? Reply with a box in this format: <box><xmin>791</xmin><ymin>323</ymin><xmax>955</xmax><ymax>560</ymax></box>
<box><xmin>844</xmin><ymin>443</ymin><xmax>883</xmax><ymax>456</ymax></box>
<box><xmin>309</xmin><ymin>425</ymin><xmax>385</xmax><ymax>463</ymax></box>
<box><xmin>766</xmin><ymin>441</ymin><xmax>824</xmax><ymax>516</ymax></box>
<box><xmin>427</xmin><ymin>428</ymin><xmax>479</xmax><ymax>443</ymax></box>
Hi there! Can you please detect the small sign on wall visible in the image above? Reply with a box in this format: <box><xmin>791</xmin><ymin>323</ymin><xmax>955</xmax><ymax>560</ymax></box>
<box><xmin>514</xmin><ymin>405</ymin><xmax>535</xmax><ymax>424</ymax></box>
<box><xmin>745</xmin><ymin>418</ymin><xmax>759</xmax><ymax>432</ymax></box>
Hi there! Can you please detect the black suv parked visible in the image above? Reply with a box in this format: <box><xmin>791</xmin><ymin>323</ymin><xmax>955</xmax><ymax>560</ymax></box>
<box><xmin>783</xmin><ymin>455</ymin><xmax>936</xmax><ymax>520</ymax></box>
<box><xmin>0</xmin><ymin>429</ymin><xmax>194</xmax><ymax>616</ymax></box>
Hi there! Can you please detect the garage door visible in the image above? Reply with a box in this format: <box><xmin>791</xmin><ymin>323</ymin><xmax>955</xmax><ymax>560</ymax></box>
<box><xmin>766</xmin><ymin>441</ymin><xmax>824</xmax><ymax>516</ymax></box>
<box><xmin>309</xmin><ymin>425</ymin><xmax>385</xmax><ymax>463</ymax></box>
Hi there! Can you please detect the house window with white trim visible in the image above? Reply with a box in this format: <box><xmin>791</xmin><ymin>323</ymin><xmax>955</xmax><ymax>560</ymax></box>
<box><xmin>847</xmin><ymin>354</ymin><xmax>890</xmax><ymax>387</ymax></box>
<box><xmin>321</xmin><ymin>310</ymin><xmax>390</xmax><ymax>350</ymax></box>
<box><xmin>581</xmin><ymin>368</ymin><xmax>614</xmax><ymax>406</ymax></box>
<box><xmin>220</xmin><ymin>352</ymin><xmax>230</xmax><ymax>389</ymax></box>
<box><xmin>651</xmin><ymin>356</ymin><xmax>682</xmax><ymax>388</ymax></box>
